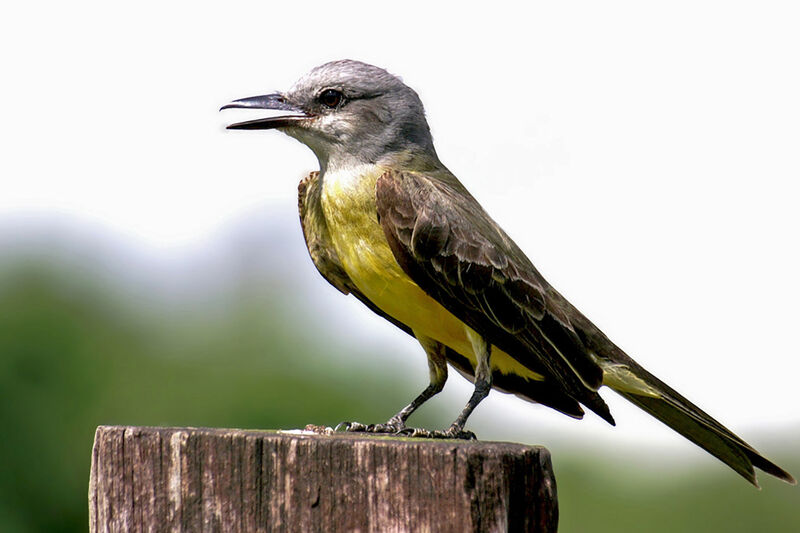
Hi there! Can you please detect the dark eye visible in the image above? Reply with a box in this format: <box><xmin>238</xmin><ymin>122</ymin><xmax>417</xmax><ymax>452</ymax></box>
<box><xmin>318</xmin><ymin>89</ymin><xmax>344</xmax><ymax>108</ymax></box>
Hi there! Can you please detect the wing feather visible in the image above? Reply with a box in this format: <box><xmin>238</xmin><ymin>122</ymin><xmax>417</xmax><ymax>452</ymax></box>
<box><xmin>376</xmin><ymin>169</ymin><xmax>605</xmax><ymax>399</ymax></box>
<box><xmin>301</xmin><ymin>169</ymin><xmax>612</xmax><ymax>424</ymax></box>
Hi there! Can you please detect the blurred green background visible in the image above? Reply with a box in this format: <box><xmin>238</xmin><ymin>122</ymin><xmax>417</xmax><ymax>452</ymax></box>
<box><xmin>4</xmin><ymin>1</ymin><xmax>799</xmax><ymax>531</ymax></box>
<box><xmin>0</xmin><ymin>212</ymin><xmax>797</xmax><ymax>533</ymax></box>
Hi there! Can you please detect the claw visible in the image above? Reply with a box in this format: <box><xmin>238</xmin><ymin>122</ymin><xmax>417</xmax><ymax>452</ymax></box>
<box><xmin>407</xmin><ymin>428</ymin><xmax>434</xmax><ymax>438</ymax></box>
<box><xmin>438</xmin><ymin>428</ymin><xmax>477</xmax><ymax>440</ymax></box>
<box><xmin>335</xmin><ymin>421</ymin><xmax>403</xmax><ymax>435</ymax></box>
<box><xmin>336</xmin><ymin>417</ymin><xmax>408</xmax><ymax>435</ymax></box>
<box><xmin>393</xmin><ymin>426</ymin><xmax>478</xmax><ymax>440</ymax></box>
<box><xmin>335</xmin><ymin>420</ymin><xmax>476</xmax><ymax>440</ymax></box>
<box><xmin>335</xmin><ymin>421</ymin><xmax>368</xmax><ymax>432</ymax></box>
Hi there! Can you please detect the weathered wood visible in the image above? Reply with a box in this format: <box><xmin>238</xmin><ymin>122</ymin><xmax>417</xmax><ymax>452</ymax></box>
<box><xmin>89</xmin><ymin>425</ymin><xmax>557</xmax><ymax>532</ymax></box>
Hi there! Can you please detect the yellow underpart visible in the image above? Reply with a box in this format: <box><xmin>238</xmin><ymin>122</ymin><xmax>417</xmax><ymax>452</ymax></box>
<box><xmin>320</xmin><ymin>164</ymin><xmax>544</xmax><ymax>382</ymax></box>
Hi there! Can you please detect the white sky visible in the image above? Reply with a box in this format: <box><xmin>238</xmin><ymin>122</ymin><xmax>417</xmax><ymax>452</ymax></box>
<box><xmin>2</xmin><ymin>1</ymin><xmax>799</xmax><ymax>453</ymax></box>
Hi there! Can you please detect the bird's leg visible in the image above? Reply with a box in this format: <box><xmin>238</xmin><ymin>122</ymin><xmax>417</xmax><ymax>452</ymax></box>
<box><xmin>406</xmin><ymin>329</ymin><xmax>491</xmax><ymax>440</ymax></box>
<box><xmin>373</xmin><ymin>338</ymin><xmax>448</xmax><ymax>433</ymax></box>
<box><xmin>337</xmin><ymin>336</ymin><xmax>448</xmax><ymax>435</ymax></box>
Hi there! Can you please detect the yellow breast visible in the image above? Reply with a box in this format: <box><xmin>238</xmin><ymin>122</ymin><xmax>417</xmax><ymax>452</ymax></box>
<box><xmin>319</xmin><ymin>165</ymin><xmax>543</xmax><ymax>381</ymax></box>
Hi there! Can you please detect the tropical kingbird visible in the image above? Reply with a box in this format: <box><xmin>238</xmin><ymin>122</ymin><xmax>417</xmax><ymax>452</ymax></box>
<box><xmin>222</xmin><ymin>60</ymin><xmax>794</xmax><ymax>487</ymax></box>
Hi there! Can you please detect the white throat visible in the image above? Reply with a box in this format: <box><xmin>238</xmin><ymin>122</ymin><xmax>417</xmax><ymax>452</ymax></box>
<box><xmin>321</xmin><ymin>159</ymin><xmax>379</xmax><ymax>193</ymax></box>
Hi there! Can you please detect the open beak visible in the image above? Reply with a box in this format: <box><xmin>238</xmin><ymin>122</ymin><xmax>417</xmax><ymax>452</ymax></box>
<box><xmin>220</xmin><ymin>93</ymin><xmax>311</xmax><ymax>130</ymax></box>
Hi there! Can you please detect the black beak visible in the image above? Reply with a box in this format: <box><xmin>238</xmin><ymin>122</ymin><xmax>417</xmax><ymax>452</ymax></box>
<box><xmin>220</xmin><ymin>93</ymin><xmax>310</xmax><ymax>130</ymax></box>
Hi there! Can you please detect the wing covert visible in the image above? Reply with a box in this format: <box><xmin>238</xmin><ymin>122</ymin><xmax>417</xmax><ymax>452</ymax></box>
<box><xmin>376</xmin><ymin>169</ymin><xmax>604</xmax><ymax>396</ymax></box>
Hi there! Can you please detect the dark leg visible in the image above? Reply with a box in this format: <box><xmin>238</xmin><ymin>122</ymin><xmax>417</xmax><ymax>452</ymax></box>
<box><xmin>338</xmin><ymin>335</ymin><xmax>448</xmax><ymax>434</ymax></box>
<box><xmin>405</xmin><ymin>329</ymin><xmax>492</xmax><ymax>440</ymax></box>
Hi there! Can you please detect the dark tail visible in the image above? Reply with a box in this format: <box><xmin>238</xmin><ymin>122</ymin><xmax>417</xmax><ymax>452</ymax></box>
<box><xmin>608</xmin><ymin>358</ymin><xmax>795</xmax><ymax>487</ymax></box>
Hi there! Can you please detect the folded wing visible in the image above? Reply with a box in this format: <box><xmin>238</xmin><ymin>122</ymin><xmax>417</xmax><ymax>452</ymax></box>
<box><xmin>376</xmin><ymin>169</ymin><xmax>612</xmax><ymax>420</ymax></box>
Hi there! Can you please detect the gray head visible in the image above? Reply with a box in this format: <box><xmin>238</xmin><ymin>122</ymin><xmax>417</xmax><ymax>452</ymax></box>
<box><xmin>222</xmin><ymin>60</ymin><xmax>437</xmax><ymax>171</ymax></box>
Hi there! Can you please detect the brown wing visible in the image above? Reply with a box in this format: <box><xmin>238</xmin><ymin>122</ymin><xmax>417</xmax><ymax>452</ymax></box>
<box><xmin>299</xmin><ymin>171</ymin><xmax>605</xmax><ymax>421</ymax></box>
<box><xmin>376</xmin><ymin>169</ymin><xmax>613</xmax><ymax>420</ymax></box>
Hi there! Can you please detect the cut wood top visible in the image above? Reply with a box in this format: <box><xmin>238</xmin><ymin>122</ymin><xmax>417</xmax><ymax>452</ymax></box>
<box><xmin>90</xmin><ymin>425</ymin><xmax>558</xmax><ymax>533</ymax></box>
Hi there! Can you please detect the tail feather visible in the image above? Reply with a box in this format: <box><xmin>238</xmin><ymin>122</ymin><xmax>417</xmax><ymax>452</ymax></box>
<box><xmin>612</xmin><ymin>361</ymin><xmax>795</xmax><ymax>487</ymax></box>
<box><xmin>574</xmin><ymin>315</ymin><xmax>795</xmax><ymax>486</ymax></box>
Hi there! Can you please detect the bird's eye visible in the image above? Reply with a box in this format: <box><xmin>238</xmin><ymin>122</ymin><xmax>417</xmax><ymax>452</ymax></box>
<box><xmin>318</xmin><ymin>89</ymin><xmax>344</xmax><ymax>108</ymax></box>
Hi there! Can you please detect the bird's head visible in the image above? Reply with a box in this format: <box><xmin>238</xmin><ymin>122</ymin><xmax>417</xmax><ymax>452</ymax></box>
<box><xmin>222</xmin><ymin>60</ymin><xmax>437</xmax><ymax>172</ymax></box>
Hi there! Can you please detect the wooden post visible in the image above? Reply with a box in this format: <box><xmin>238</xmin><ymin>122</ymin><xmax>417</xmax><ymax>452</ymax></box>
<box><xmin>89</xmin><ymin>425</ymin><xmax>557</xmax><ymax>532</ymax></box>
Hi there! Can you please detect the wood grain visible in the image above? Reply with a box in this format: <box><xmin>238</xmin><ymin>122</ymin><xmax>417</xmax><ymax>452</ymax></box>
<box><xmin>89</xmin><ymin>426</ymin><xmax>557</xmax><ymax>532</ymax></box>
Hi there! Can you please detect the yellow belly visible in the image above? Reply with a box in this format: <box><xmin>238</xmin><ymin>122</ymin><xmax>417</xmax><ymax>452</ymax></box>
<box><xmin>320</xmin><ymin>165</ymin><xmax>543</xmax><ymax>381</ymax></box>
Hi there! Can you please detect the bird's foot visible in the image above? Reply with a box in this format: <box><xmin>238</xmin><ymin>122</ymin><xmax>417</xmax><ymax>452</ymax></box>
<box><xmin>367</xmin><ymin>415</ymin><xmax>406</xmax><ymax>434</ymax></box>
<box><xmin>335</xmin><ymin>420</ymin><xmax>476</xmax><ymax>440</ymax></box>
<box><xmin>335</xmin><ymin>417</ymin><xmax>406</xmax><ymax>435</ymax></box>
<box><xmin>335</xmin><ymin>421</ymin><xmax>368</xmax><ymax>433</ymax></box>
<box><xmin>398</xmin><ymin>425</ymin><xmax>477</xmax><ymax>440</ymax></box>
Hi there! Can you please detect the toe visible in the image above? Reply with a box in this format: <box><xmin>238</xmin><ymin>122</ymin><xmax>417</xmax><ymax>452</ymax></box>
<box><xmin>335</xmin><ymin>421</ymin><xmax>369</xmax><ymax>432</ymax></box>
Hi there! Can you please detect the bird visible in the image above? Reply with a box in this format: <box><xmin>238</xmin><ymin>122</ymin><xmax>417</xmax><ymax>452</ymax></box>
<box><xmin>221</xmin><ymin>59</ymin><xmax>795</xmax><ymax>487</ymax></box>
